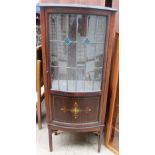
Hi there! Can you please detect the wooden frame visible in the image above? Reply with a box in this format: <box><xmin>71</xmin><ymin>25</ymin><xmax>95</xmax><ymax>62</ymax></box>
<box><xmin>36</xmin><ymin>46</ymin><xmax>45</xmax><ymax>129</ymax></box>
<box><xmin>40</xmin><ymin>4</ymin><xmax>116</xmax><ymax>152</ymax></box>
<box><xmin>105</xmin><ymin>33</ymin><xmax>119</xmax><ymax>154</ymax></box>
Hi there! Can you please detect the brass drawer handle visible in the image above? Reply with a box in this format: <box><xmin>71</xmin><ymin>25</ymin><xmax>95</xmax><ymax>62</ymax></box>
<box><xmin>60</xmin><ymin>102</ymin><xmax>91</xmax><ymax>119</ymax></box>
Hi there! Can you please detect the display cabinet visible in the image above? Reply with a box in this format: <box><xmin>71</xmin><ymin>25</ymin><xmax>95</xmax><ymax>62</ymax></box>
<box><xmin>40</xmin><ymin>2</ymin><xmax>116</xmax><ymax>152</ymax></box>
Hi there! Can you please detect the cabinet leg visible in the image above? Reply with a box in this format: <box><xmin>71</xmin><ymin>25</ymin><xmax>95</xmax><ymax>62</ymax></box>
<box><xmin>48</xmin><ymin>128</ymin><xmax>53</xmax><ymax>152</ymax></box>
<box><xmin>98</xmin><ymin>128</ymin><xmax>103</xmax><ymax>153</ymax></box>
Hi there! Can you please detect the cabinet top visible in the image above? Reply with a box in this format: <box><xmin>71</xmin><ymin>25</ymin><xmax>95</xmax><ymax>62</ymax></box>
<box><xmin>39</xmin><ymin>0</ymin><xmax>106</xmax><ymax>6</ymax></box>
<box><xmin>39</xmin><ymin>3</ymin><xmax>117</xmax><ymax>12</ymax></box>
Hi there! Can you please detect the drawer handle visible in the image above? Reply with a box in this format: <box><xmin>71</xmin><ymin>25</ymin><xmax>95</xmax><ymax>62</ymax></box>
<box><xmin>60</xmin><ymin>102</ymin><xmax>91</xmax><ymax>119</ymax></box>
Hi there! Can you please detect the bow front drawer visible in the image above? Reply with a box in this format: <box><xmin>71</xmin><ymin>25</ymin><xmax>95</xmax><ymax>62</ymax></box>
<box><xmin>51</xmin><ymin>95</ymin><xmax>100</xmax><ymax>123</ymax></box>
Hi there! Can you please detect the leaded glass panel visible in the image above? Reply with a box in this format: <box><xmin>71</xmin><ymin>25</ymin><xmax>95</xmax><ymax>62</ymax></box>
<box><xmin>48</xmin><ymin>13</ymin><xmax>107</xmax><ymax>92</ymax></box>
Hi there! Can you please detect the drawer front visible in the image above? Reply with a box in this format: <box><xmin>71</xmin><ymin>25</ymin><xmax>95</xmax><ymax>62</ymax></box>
<box><xmin>52</xmin><ymin>95</ymin><xmax>100</xmax><ymax>123</ymax></box>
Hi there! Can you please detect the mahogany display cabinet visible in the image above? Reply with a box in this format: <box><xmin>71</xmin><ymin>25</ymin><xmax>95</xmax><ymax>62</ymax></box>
<box><xmin>39</xmin><ymin>2</ymin><xmax>116</xmax><ymax>152</ymax></box>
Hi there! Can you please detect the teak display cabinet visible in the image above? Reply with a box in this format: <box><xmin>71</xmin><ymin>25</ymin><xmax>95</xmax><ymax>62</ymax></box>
<box><xmin>40</xmin><ymin>2</ymin><xmax>116</xmax><ymax>152</ymax></box>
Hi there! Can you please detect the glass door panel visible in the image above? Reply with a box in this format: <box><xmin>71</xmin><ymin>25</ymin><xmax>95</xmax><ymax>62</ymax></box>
<box><xmin>67</xmin><ymin>68</ymin><xmax>76</xmax><ymax>92</ymax></box>
<box><xmin>48</xmin><ymin>13</ymin><xmax>107</xmax><ymax>92</ymax></box>
<box><xmin>76</xmin><ymin>67</ymin><xmax>85</xmax><ymax>91</ymax></box>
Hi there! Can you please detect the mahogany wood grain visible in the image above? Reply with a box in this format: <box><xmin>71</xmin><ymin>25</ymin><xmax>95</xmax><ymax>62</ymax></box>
<box><xmin>50</xmin><ymin>90</ymin><xmax>102</xmax><ymax>97</ymax></box>
<box><xmin>48</xmin><ymin>128</ymin><xmax>53</xmax><ymax>152</ymax></box>
<box><xmin>100</xmin><ymin>11</ymin><xmax>116</xmax><ymax>124</ymax></box>
<box><xmin>40</xmin><ymin>8</ymin><xmax>51</xmax><ymax>123</ymax></box>
<box><xmin>50</xmin><ymin>121</ymin><xmax>102</xmax><ymax>128</ymax></box>
<box><xmin>45</xmin><ymin>7</ymin><xmax>111</xmax><ymax>17</ymax></box>
<box><xmin>48</xmin><ymin>124</ymin><xmax>101</xmax><ymax>132</ymax></box>
<box><xmin>51</xmin><ymin>95</ymin><xmax>100</xmax><ymax>123</ymax></box>
<box><xmin>98</xmin><ymin>127</ymin><xmax>103</xmax><ymax>152</ymax></box>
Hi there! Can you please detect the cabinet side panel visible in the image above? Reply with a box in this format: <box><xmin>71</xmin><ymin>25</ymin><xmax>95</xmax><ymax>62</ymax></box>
<box><xmin>40</xmin><ymin>8</ymin><xmax>51</xmax><ymax>122</ymax></box>
<box><xmin>100</xmin><ymin>12</ymin><xmax>116</xmax><ymax>124</ymax></box>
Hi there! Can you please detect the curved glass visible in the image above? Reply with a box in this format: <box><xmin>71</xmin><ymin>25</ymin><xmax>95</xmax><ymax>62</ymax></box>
<box><xmin>48</xmin><ymin>14</ymin><xmax>107</xmax><ymax>92</ymax></box>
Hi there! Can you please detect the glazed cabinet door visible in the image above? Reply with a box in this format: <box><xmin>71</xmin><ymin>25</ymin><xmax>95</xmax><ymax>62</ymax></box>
<box><xmin>48</xmin><ymin>13</ymin><xmax>107</xmax><ymax>92</ymax></box>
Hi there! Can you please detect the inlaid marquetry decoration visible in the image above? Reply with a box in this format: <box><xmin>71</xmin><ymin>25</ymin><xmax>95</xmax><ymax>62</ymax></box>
<box><xmin>60</xmin><ymin>102</ymin><xmax>92</xmax><ymax>119</ymax></box>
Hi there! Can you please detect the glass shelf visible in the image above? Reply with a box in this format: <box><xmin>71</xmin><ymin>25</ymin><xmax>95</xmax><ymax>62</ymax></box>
<box><xmin>48</xmin><ymin>14</ymin><xmax>107</xmax><ymax>92</ymax></box>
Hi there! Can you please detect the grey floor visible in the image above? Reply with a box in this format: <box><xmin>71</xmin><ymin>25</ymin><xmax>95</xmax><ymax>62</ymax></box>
<box><xmin>36</xmin><ymin>102</ymin><xmax>114</xmax><ymax>155</ymax></box>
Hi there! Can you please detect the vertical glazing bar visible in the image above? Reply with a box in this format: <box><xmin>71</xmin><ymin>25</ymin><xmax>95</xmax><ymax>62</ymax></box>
<box><xmin>76</xmin><ymin>15</ymin><xmax>78</xmax><ymax>40</ymax></box>
<box><xmin>66</xmin><ymin>15</ymin><xmax>69</xmax><ymax>91</ymax></box>
<box><xmin>75</xmin><ymin>15</ymin><xmax>78</xmax><ymax>92</ymax></box>
<box><xmin>92</xmin><ymin>16</ymin><xmax>98</xmax><ymax>91</ymax></box>
<box><xmin>84</xmin><ymin>15</ymin><xmax>88</xmax><ymax>92</ymax></box>
<box><xmin>56</xmin><ymin>15</ymin><xmax>60</xmax><ymax>90</ymax></box>
<box><xmin>57</xmin><ymin>67</ymin><xmax>60</xmax><ymax>90</ymax></box>
<box><xmin>75</xmin><ymin>69</ymin><xmax>77</xmax><ymax>91</ymax></box>
<box><xmin>84</xmin><ymin>53</ymin><xmax>86</xmax><ymax>92</ymax></box>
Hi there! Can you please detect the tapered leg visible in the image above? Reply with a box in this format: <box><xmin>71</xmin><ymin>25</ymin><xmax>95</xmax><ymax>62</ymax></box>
<box><xmin>48</xmin><ymin>128</ymin><xmax>53</xmax><ymax>152</ymax></box>
<box><xmin>98</xmin><ymin>128</ymin><xmax>103</xmax><ymax>153</ymax></box>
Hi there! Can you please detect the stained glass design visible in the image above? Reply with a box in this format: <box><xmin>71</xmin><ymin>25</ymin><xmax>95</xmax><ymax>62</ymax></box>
<box><xmin>64</xmin><ymin>37</ymin><xmax>72</xmax><ymax>46</ymax></box>
<box><xmin>48</xmin><ymin>14</ymin><xmax>107</xmax><ymax>92</ymax></box>
<box><xmin>83</xmin><ymin>38</ymin><xmax>90</xmax><ymax>45</ymax></box>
